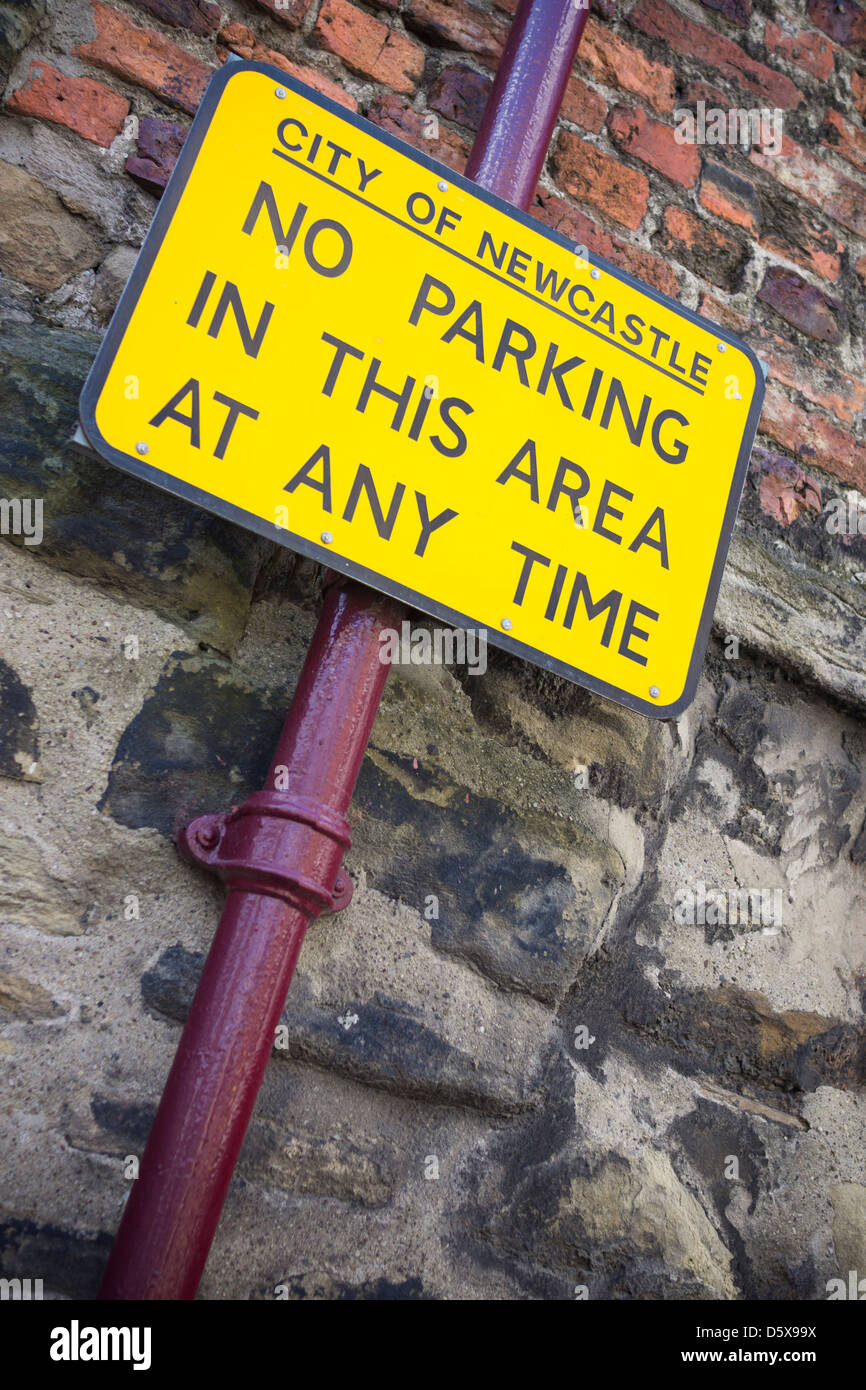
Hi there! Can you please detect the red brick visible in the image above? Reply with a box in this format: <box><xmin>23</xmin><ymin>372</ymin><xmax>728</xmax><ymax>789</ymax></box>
<box><xmin>764</xmin><ymin>339</ymin><xmax>864</xmax><ymax>424</ymax></box>
<box><xmin>764</xmin><ymin>21</ymin><xmax>835</xmax><ymax>81</ymax></box>
<box><xmin>750</xmin><ymin>134</ymin><xmax>866</xmax><ymax>238</ymax></box>
<box><xmin>125</xmin><ymin>113</ymin><xmax>186</xmax><ymax>194</ymax></box>
<box><xmin>132</xmin><ymin>0</ymin><xmax>220</xmax><ymax>36</ymax></box>
<box><xmin>6</xmin><ymin>60</ymin><xmax>129</xmax><ymax>147</ymax></box>
<box><xmin>753</xmin><ymin>450</ymin><xmax>822</xmax><ymax>527</ymax></box>
<box><xmin>853</xmin><ymin>70</ymin><xmax>866</xmax><ymax>120</ymax></box>
<box><xmin>822</xmin><ymin>107</ymin><xmax>866</xmax><ymax>175</ymax></box>
<box><xmin>700</xmin><ymin>161</ymin><xmax>759</xmax><ymax>233</ymax></box>
<box><xmin>429</xmin><ymin>64</ymin><xmax>491</xmax><ymax>129</ymax></box>
<box><xmin>552</xmin><ymin>134</ymin><xmax>649</xmax><ymax>231</ymax></box>
<box><xmin>656</xmin><ymin>205</ymin><xmax>748</xmax><ymax>290</ymax></box>
<box><xmin>534</xmin><ymin>190</ymin><xmax>678</xmax><ymax>296</ymax></box>
<box><xmin>630</xmin><ymin>0</ymin><xmax>803</xmax><ymax>109</ymax></box>
<box><xmin>806</xmin><ymin>0</ymin><xmax>866</xmax><ymax>55</ymax></box>
<box><xmin>757</xmin><ymin>266</ymin><xmax>846</xmax><ymax>344</ymax></box>
<box><xmin>241</xmin><ymin>0</ymin><xmax>315</xmax><ymax>29</ymax></box>
<box><xmin>758</xmin><ymin>203</ymin><xmax>843</xmax><ymax>284</ymax></box>
<box><xmin>405</xmin><ymin>0</ymin><xmax>507</xmax><ymax>62</ymax></box>
<box><xmin>76</xmin><ymin>2</ymin><xmax>213</xmax><ymax>116</ymax></box>
<box><xmin>700</xmin><ymin>294</ymin><xmax>866</xmax><ymax>424</ymax></box>
<box><xmin>769</xmin><ymin>346</ymin><xmax>863</xmax><ymax>424</ymax></box>
<box><xmin>760</xmin><ymin>384</ymin><xmax>866</xmax><ymax>492</ymax></box>
<box><xmin>217</xmin><ymin>22</ymin><xmax>358</xmax><ymax>110</ymax></box>
<box><xmin>315</xmin><ymin>0</ymin><xmax>425</xmax><ymax>93</ymax></box>
<box><xmin>561</xmin><ymin>74</ymin><xmax>607</xmax><ymax>134</ymax></box>
<box><xmin>698</xmin><ymin>0</ymin><xmax>750</xmax><ymax>27</ymax></box>
<box><xmin>578</xmin><ymin>16</ymin><xmax>675</xmax><ymax>114</ymax></box>
<box><xmin>367</xmin><ymin>92</ymin><xmax>469</xmax><ymax>171</ymax></box>
<box><xmin>607</xmin><ymin>104</ymin><xmax>700</xmax><ymax>187</ymax></box>
<box><xmin>697</xmin><ymin>293</ymin><xmax>748</xmax><ymax>335</ymax></box>
<box><xmin>683</xmin><ymin>79</ymin><xmax>731</xmax><ymax>110</ymax></box>
<box><xmin>708</xmin><ymin>160</ymin><xmax>844</xmax><ymax>282</ymax></box>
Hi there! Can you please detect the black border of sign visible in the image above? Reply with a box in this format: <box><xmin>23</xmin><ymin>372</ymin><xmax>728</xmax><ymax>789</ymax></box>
<box><xmin>79</xmin><ymin>59</ymin><xmax>765</xmax><ymax>722</ymax></box>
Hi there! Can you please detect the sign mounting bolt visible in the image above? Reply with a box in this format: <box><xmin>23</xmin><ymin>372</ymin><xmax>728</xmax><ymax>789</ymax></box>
<box><xmin>321</xmin><ymin>531</ymin><xmax>334</xmax><ymax>545</ymax></box>
<box><xmin>135</xmin><ymin>441</ymin><xmax>149</xmax><ymax>455</ymax></box>
<box><xmin>275</xmin><ymin>87</ymin><xmax>287</xmax><ymax>99</ymax></box>
<box><xmin>649</xmin><ymin>685</ymin><xmax>660</xmax><ymax>698</ymax></box>
<box><xmin>590</xmin><ymin>268</ymin><xmax>600</xmax><ymax>280</ymax></box>
<box><xmin>438</xmin><ymin>180</ymin><xmax>449</xmax><ymax>192</ymax></box>
<box><xmin>717</xmin><ymin>342</ymin><xmax>726</xmax><ymax>352</ymax></box>
<box><xmin>501</xmin><ymin>618</ymin><xmax>513</xmax><ymax>631</ymax></box>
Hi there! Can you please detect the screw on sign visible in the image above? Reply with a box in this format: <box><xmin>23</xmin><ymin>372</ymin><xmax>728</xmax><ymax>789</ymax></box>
<box><xmin>77</xmin><ymin>0</ymin><xmax>764</xmax><ymax>1301</ymax></box>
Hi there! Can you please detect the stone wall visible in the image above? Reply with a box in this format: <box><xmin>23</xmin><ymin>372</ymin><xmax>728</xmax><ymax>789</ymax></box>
<box><xmin>0</xmin><ymin>0</ymin><xmax>865</xmax><ymax>1300</ymax></box>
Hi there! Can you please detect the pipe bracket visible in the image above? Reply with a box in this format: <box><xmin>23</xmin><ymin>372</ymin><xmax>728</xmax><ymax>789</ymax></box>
<box><xmin>178</xmin><ymin>795</ymin><xmax>354</xmax><ymax>916</ymax></box>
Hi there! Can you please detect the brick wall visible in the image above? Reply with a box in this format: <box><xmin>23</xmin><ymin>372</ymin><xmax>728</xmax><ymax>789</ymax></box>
<box><xmin>2</xmin><ymin>0</ymin><xmax>865</xmax><ymax>488</ymax></box>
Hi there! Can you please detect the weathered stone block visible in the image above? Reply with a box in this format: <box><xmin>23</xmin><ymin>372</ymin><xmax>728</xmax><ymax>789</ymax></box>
<box><xmin>0</xmin><ymin>656</ymin><xmax>39</xmax><ymax>780</ymax></box>
<box><xmin>0</xmin><ymin>160</ymin><xmax>101</xmax><ymax>292</ymax></box>
<box><xmin>0</xmin><ymin>0</ymin><xmax>45</xmax><ymax>89</ymax></box>
<box><xmin>100</xmin><ymin>653</ymin><xmax>286</xmax><ymax>836</ymax></box>
<box><xmin>0</xmin><ymin>322</ymin><xmax>274</xmax><ymax>650</ymax></box>
<box><xmin>141</xmin><ymin>943</ymin><xmax>538</xmax><ymax>1114</ymax></box>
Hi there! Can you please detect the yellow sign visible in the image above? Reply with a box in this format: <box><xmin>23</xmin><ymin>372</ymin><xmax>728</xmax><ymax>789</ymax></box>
<box><xmin>80</xmin><ymin>62</ymin><xmax>764</xmax><ymax>718</ymax></box>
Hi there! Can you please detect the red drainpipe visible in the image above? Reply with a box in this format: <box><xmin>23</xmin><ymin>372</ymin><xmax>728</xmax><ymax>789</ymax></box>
<box><xmin>98</xmin><ymin>0</ymin><xmax>591</xmax><ymax>1301</ymax></box>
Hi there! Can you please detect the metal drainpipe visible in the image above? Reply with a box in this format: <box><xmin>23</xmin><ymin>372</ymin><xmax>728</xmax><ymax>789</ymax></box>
<box><xmin>98</xmin><ymin>0</ymin><xmax>591</xmax><ymax>1301</ymax></box>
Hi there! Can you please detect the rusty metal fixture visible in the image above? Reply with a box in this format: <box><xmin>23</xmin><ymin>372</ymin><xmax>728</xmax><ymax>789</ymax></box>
<box><xmin>98</xmin><ymin>0</ymin><xmax>592</xmax><ymax>1301</ymax></box>
<box><xmin>98</xmin><ymin>580</ymin><xmax>399</xmax><ymax>1300</ymax></box>
<box><xmin>182</xmin><ymin>801</ymin><xmax>356</xmax><ymax>915</ymax></box>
